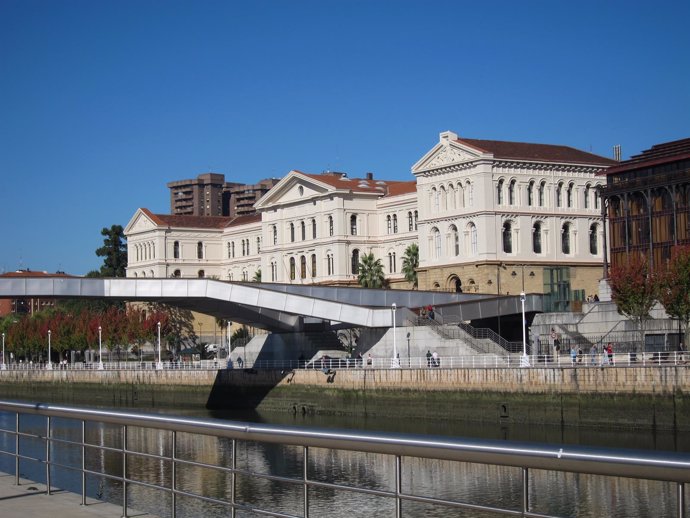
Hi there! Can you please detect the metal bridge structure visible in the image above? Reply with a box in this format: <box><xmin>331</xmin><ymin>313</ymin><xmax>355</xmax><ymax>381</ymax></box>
<box><xmin>0</xmin><ymin>277</ymin><xmax>542</xmax><ymax>333</ymax></box>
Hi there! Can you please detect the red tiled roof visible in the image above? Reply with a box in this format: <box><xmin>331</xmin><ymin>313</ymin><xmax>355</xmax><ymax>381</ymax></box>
<box><xmin>457</xmin><ymin>138</ymin><xmax>617</xmax><ymax>166</ymax></box>
<box><xmin>300</xmin><ymin>173</ymin><xmax>415</xmax><ymax>197</ymax></box>
<box><xmin>140</xmin><ymin>208</ymin><xmax>260</xmax><ymax>230</ymax></box>
<box><xmin>0</xmin><ymin>271</ymin><xmax>76</xmax><ymax>278</ymax></box>
<box><xmin>602</xmin><ymin>137</ymin><xmax>690</xmax><ymax>175</ymax></box>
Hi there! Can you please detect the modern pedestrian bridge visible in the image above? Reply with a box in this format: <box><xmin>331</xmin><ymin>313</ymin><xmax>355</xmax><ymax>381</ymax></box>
<box><xmin>0</xmin><ymin>277</ymin><xmax>541</xmax><ymax>332</ymax></box>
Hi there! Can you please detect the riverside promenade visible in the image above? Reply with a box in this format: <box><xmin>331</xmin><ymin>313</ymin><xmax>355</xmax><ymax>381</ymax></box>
<box><xmin>0</xmin><ymin>474</ymin><xmax>157</xmax><ymax>518</ymax></box>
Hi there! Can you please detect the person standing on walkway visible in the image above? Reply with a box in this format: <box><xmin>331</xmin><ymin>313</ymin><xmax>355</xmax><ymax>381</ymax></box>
<box><xmin>590</xmin><ymin>344</ymin><xmax>597</xmax><ymax>365</ymax></box>
<box><xmin>426</xmin><ymin>350</ymin><xmax>432</xmax><ymax>367</ymax></box>
<box><xmin>570</xmin><ymin>345</ymin><xmax>577</xmax><ymax>365</ymax></box>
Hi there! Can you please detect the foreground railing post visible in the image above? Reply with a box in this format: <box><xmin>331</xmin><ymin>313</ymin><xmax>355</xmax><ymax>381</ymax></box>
<box><xmin>303</xmin><ymin>446</ymin><xmax>309</xmax><ymax>518</ymax></box>
<box><xmin>15</xmin><ymin>412</ymin><xmax>19</xmax><ymax>485</ymax></box>
<box><xmin>81</xmin><ymin>420</ymin><xmax>86</xmax><ymax>506</ymax></box>
<box><xmin>46</xmin><ymin>416</ymin><xmax>51</xmax><ymax>495</ymax></box>
<box><xmin>395</xmin><ymin>455</ymin><xmax>402</xmax><ymax>518</ymax></box>
<box><xmin>171</xmin><ymin>431</ymin><xmax>177</xmax><ymax>518</ymax></box>
<box><xmin>522</xmin><ymin>467</ymin><xmax>529</xmax><ymax>514</ymax></box>
<box><xmin>122</xmin><ymin>425</ymin><xmax>128</xmax><ymax>518</ymax></box>
<box><xmin>231</xmin><ymin>439</ymin><xmax>237</xmax><ymax>518</ymax></box>
<box><xmin>678</xmin><ymin>482</ymin><xmax>685</xmax><ymax>518</ymax></box>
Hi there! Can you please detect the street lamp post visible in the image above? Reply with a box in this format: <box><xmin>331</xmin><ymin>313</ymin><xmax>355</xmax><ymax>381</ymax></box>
<box><xmin>98</xmin><ymin>326</ymin><xmax>103</xmax><ymax>370</ymax></box>
<box><xmin>520</xmin><ymin>292</ymin><xmax>530</xmax><ymax>367</ymax></box>
<box><xmin>156</xmin><ymin>322</ymin><xmax>163</xmax><ymax>370</ymax></box>
<box><xmin>47</xmin><ymin>330</ymin><xmax>52</xmax><ymax>370</ymax></box>
<box><xmin>1</xmin><ymin>332</ymin><xmax>5</xmax><ymax>370</ymax></box>
<box><xmin>391</xmin><ymin>303</ymin><xmax>399</xmax><ymax>368</ymax></box>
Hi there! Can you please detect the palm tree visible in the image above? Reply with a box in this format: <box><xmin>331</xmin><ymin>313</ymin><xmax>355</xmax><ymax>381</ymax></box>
<box><xmin>402</xmin><ymin>243</ymin><xmax>419</xmax><ymax>289</ymax></box>
<box><xmin>252</xmin><ymin>269</ymin><xmax>262</xmax><ymax>282</ymax></box>
<box><xmin>357</xmin><ymin>252</ymin><xmax>386</xmax><ymax>288</ymax></box>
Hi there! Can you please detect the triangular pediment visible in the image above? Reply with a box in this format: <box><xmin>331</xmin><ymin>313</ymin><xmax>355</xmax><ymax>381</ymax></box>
<box><xmin>255</xmin><ymin>170</ymin><xmax>335</xmax><ymax>209</ymax></box>
<box><xmin>124</xmin><ymin>209</ymin><xmax>158</xmax><ymax>235</ymax></box>
<box><xmin>412</xmin><ymin>131</ymin><xmax>484</xmax><ymax>174</ymax></box>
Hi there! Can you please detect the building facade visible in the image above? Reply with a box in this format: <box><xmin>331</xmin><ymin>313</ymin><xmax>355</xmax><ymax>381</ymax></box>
<box><xmin>412</xmin><ymin>131</ymin><xmax>615</xmax><ymax>304</ymax></box>
<box><xmin>167</xmin><ymin>173</ymin><xmax>279</xmax><ymax>218</ymax></box>
<box><xmin>599</xmin><ymin>138</ymin><xmax>690</xmax><ymax>272</ymax></box>
<box><xmin>127</xmin><ymin>130</ymin><xmax>616</xmax><ymax>303</ymax></box>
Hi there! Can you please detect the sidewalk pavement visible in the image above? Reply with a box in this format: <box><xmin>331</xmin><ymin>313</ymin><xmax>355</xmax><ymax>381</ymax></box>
<box><xmin>0</xmin><ymin>474</ymin><xmax>156</xmax><ymax>518</ymax></box>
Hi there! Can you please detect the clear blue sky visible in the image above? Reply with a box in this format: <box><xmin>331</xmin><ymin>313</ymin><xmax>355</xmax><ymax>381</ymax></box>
<box><xmin>1</xmin><ymin>0</ymin><xmax>688</xmax><ymax>275</ymax></box>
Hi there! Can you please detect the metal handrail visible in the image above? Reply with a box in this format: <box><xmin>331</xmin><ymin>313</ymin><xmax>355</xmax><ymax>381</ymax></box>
<box><xmin>0</xmin><ymin>400</ymin><xmax>688</xmax><ymax>518</ymax></box>
<box><xmin>1</xmin><ymin>351</ymin><xmax>688</xmax><ymax>372</ymax></box>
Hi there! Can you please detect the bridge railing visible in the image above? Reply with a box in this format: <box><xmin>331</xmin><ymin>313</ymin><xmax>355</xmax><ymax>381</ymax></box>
<box><xmin>0</xmin><ymin>400</ymin><xmax>688</xmax><ymax>518</ymax></box>
<box><xmin>1</xmin><ymin>351</ymin><xmax>687</xmax><ymax>371</ymax></box>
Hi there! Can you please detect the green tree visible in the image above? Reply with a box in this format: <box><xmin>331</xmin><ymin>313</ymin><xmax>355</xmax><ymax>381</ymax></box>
<box><xmin>357</xmin><ymin>252</ymin><xmax>386</xmax><ymax>288</ymax></box>
<box><xmin>96</xmin><ymin>224</ymin><xmax>128</xmax><ymax>277</ymax></box>
<box><xmin>609</xmin><ymin>254</ymin><xmax>658</xmax><ymax>351</ymax></box>
<box><xmin>658</xmin><ymin>245</ymin><xmax>690</xmax><ymax>345</ymax></box>
<box><xmin>252</xmin><ymin>269</ymin><xmax>262</xmax><ymax>282</ymax></box>
<box><xmin>401</xmin><ymin>243</ymin><xmax>419</xmax><ymax>289</ymax></box>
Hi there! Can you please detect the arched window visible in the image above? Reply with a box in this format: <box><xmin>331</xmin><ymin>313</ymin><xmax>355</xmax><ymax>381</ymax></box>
<box><xmin>502</xmin><ymin>221</ymin><xmax>513</xmax><ymax>254</ymax></box>
<box><xmin>230</xmin><ymin>242</ymin><xmax>235</xmax><ymax>258</ymax></box>
<box><xmin>432</xmin><ymin>227</ymin><xmax>441</xmax><ymax>259</ymax></box>
<box><xmin>508</xmin><ymin>179</ymin><xmax>516</xmax><ymax>205</ymax></box>
<box><xmin>497</xmin><ymin>179</ymin><xmax>504</xmax><ymax>205</ymax></box>
<box><xmin>567</xmin><ymin>182</ymin><xmax>574</xmax><ymax>208</ymax></box>
<box><xmin>408</xmin><ymin>212</ymin><xmax>413</xmax><ymax>231</ymax></box>
<box><xmin>300</xmin><ymin>255</ymin><xmax>306</xmax><ymax>279</ymax></box>
<box><xmin>256</xmin><ymin>237</ymin><xmax>261</xmax><ymax>254</ymax></box>
<box><xmin>556</xmin><ymin>182</ymin><xmax>563</xmax><ymax>208</ymax></box>
<box><xmin>448</xmin><ymin>184</ymin><xmax>456</xmax><ymax>209</ymax></box>
<box><xmin>466</xmin><ymin>181</ymin><xmax>474</xmax><ymax>206</ymax></box>
<box><xmin>594</xmin><ymin>186</ymin><xmax>600</xmax><ymax>209</ymax></box>
<box><xmin>393</xmin><ymin>215</ymin><xmax>398</xmax><ymax>233</ymax></box>
<box><xmin>327</xmin><ymin>252</ymin><xmax>333</xmax><ymax>275</ymax></box>
<box><xmin>272</xmin><ymin>225</ymin><xmax>277</xmax><ymax>245</ymax></box>
<box><xmin>589</xmin><ymin>223</ymin><xmax>599</xmax><ymax>254</ymax></box>
<box><xmin>440</xmin><ymin>186</ymin><xmax>447</xmax><ymax>210</ymax></box>
<box><xmin>450</xmin><ymin>225</ymin><xmax>460</xmax><ymax>256</ymax></box>
<box><xmin>301</xmin><ymin>221</ymin><xmax>306</xmax><ymax>241</ymax></box>
<box><xmin>562</xmin><ymin>222</ymin><xmax>572</xmax><ymax>254</ymax></box>
<box><xmin>387</xmin><ymin>215</ymin><xmax>392</xmax><ymax>234</ymax></box>
<box><xmin>584</xmin><ymin>184</ymin><xmax>591</xmax><ymax>209</ymax></box>
<box><xmin>532</xmin><ymin>222</ymin><xmax>542</xmax><ymax>254</ymax></box>
<box><xmin>271</xmin><ymin>261</ymin><xmax>277</xmax><ymax>281</ymax></box>
<box><xmin>414</xmin><ymin>211</ymin><xmax>418</xmax><ymax>230</ymax></box>
<box><xmin>198</xmin><ymin>270</ymin><xmax>205</xmax><ymax>278</ymax></box>
<box><xmin>467</xmin><ymin>223</ymin><xmax>478</xmax><ymax>255</ymax></box>
<box><xmin>241</xmin><ymin>240</ymin><xmax>246</xmax><ymax>256</ymax></box>
<box><xmin>289</xmin><ymin>257</ymin><xmax>296</xmax><ymax>280</ymax></box>
<box><xmin>432</xmin><ymin>187</ymin><xmax>439</xmax><ymax>211</ymax></box>
<box><xmin>197</xmin><ymin>242</ymin><xmax>203</xmax><ymax>259</ymax></box>
<box><xmin>328</xmin><ymin>215</ymin><xmax>334</xmax><ymax>236</ymax></box>
<box><xmin>227</xmin><ymin>242</ymin><xmax>232</xmax><ymax>259</ymax></box>
<box><xmin>242</xmin><ymin>269</ymin><xmax>248</xmax><ymax>282</ymax></box>
<box><xmin>351</xmin><ymin>249</ymin><xmax>360</xmax><ymax>274</ymax></box>
<box><xmin>173</xmin><ymin>241</ymin><xmax>180</xmax><ymax>259</ymax></box>
<box><xmin>311</xmin><ymin>254</ymin><xmax>317</xmax><ymax>277</ymax></box>
<box><xmin>290</xmin><ymin>223</ymin><xmax>295</xmax><ymax>242</ymax></box>
<box><xmin>311</xmin><ymin>218</ymin><xmax>317</xmax><ymax>239</ymax></box>
<box><xmin>350</xmin><ymin>215</ymin><xmax>358</xmax><ymax>236</ymax></box>
<box><xmin>538</xmin><ymin>181</ymin><xmax>545</xmax><ymax>207</ymax></box>
<box><xmin>527</xmin><ymin>181</ymin><xmax>534</xmax><ymax>207</ymax></box>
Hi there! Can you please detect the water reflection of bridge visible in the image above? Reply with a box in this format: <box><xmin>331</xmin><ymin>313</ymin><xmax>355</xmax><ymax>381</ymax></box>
<box><xmin>0</xmin><ymin>277</ymin><xmax>541</xmax><ymax>333</ymax></box>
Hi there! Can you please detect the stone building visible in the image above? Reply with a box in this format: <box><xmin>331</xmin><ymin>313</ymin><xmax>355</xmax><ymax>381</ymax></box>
<box><xmin>412</xmin><ymin>131</ymin><xmax>615</xmax><ymax>307</ymax></box>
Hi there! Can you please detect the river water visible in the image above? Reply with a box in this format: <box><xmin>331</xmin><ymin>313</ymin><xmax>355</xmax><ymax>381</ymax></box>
<box><xmin>0</xmin><ymin>405</ymin><xmax>687</xmax><ymax>518</ymax></box>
